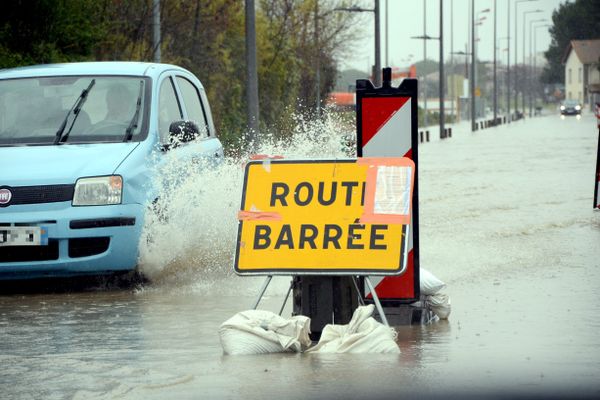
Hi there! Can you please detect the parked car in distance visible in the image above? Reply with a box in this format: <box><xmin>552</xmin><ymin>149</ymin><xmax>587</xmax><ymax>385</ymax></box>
<box><xmin>560</xmin><ymin>99</ymin><xmax>582</xmax><ymax>115</ymax></box>
<box><xmin>0</xmin><ymin>62</ymin><xmax>223</xmax><ymax>280</ymax></box>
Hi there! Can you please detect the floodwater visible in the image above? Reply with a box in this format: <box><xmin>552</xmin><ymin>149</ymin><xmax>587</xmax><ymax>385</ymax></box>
<box><xmin>1</xmin><ymin>111</ymin><xmax>599</xmax><ymax>399</ymax></box>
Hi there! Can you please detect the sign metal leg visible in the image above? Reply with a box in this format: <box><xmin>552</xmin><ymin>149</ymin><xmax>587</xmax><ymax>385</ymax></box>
<box><xmin>278</xmin><ymin>279</ymin><xmax>293</xmax><ymax>316</ymax></box>
<box><xmin>364</xmin><ymin>276</ymin><xmax>389</xmax><ymax>327</ymax></box>
<box><xmin>351</xmin><ymin>276</ymin><xmax>366</xmax><ymax>306</ymax></box>
<box><xmin>252</xmin><ymin>275</ymin><xmax>272</xmax><ymax>310</ymax></box>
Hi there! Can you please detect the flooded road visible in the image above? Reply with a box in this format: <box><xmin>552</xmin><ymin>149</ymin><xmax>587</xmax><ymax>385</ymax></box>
<box><xmin>1</xmin><ymin>111</ymin><xmax>599</xmax><ymax>399</ymax></box>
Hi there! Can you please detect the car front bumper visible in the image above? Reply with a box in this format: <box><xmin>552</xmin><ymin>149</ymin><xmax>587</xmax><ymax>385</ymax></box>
<box><xmin>0</xmin><ymin>202</ymin><xmax>145</xmax><ymax>279</ymax></box>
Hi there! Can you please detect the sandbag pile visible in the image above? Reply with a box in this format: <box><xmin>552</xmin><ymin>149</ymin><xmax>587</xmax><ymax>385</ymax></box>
<box><xmin>219</xmin><ymin>309</ymin><xmax>311</xmax><ymax>355</ymax></box>
<box><xmin>420</xmin><ymin>268</ymin><xmax>451</xmax><ymax>320</ymax></box>
<box><xmin>220</xmin><ymin>305</ymin><xmax>400</xmax><ymax>355</ymax></box>
<box><xmin>306</xmin><ymin>305</ymin><xmax>400</xmax><ymax>354</ymax></box>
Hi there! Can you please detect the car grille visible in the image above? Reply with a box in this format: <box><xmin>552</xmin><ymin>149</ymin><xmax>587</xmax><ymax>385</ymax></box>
<box><xmin>0</xmin><ymin>240</ymin><xmax>60</xmax><ymax>262</ymax></box>
<box><xmin>0</xmin><ymin>184</ymin><xmax>75</xmax><ymax>207</ymax></box>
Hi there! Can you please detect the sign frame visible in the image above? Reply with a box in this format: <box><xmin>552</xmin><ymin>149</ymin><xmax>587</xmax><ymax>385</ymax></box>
<box><xmin>234</xmin><ymin>158</ymin><xmax>413</xmax><ymax>276</ymax></box>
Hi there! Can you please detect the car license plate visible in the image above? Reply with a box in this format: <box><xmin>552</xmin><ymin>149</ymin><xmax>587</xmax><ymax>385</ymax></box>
<box><xmin>0</xmin><ymin>226</ymin><xmax>48</xmax><ymax>246</ymax></box>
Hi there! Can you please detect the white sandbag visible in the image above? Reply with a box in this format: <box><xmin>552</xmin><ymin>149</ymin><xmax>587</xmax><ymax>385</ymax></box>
<box><xmin>219</xmin><ymin>309</ymin><xmax>311</xmax><ymax>355</ymax></box>
<box><xmin>306</xmin><ymin>305</ymin><xmax>400</xmax><ymax>354</ymax></box>
<box><xmin>425</xmin><ymin>292</ymin><xmax>451</xmax><ymax>319</ymax></box>
<box><xmin>420</xmin><ymin>268</ymin><xmax>446</xmax><ymax>295</ymax></box>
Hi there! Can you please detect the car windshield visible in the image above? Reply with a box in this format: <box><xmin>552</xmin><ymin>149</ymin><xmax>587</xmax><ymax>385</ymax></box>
<box><xmin>564</xmin><ymin>100</ymin><xmax>579</xmax><ymax>106</ymax></box>
<box><xmin>0</xmin><ymin>76</ymin><xmax>148</xmax><ymax>146</ymax></box>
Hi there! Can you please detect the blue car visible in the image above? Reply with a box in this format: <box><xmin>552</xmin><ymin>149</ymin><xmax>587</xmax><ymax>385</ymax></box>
<box><xmin>0</xmin><ymin>62</ymin><xmax>223</xmax><ymax>279</ymax></box>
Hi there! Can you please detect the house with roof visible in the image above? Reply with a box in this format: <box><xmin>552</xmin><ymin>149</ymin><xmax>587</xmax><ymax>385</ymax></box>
<box><xmin>563</xmin><ymin>39</ymin><xmax>600</xmax><ymax>107</ymax></box>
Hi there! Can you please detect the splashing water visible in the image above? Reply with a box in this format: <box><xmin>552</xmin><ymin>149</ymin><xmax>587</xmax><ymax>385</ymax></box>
<box><xmin>137</xmin><ymin>110</ymin><xmax>356</xmax><ymax>290</ymax></box>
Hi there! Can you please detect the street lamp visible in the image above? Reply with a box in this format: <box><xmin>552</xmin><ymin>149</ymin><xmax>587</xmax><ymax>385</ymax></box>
<box><xmin>530</xmin><ymin>23</ymin><xmax>551</xmax><ymax>116</ymax></box>
<box><xmin>471</xmin><ymin>5</ymin><xmax>489</xmax><ymax>131</ymax></box>
<box><xmin>493</xmin><ymin>0</ymin><xmax>498</xmax><ymax>124</ymax></box>
<box><xmin>521</xmin><ymin>10</ymin><xmax>544</xmax><ymax>116</ymax></box>
<box><xmin>497</xmin><ymin>36</ymin><xmax>510</xmax><ymax>113</ymax></box>
<box><xmin>515</xmin><ymin>3</ymin><xmax>542</xmax><ymax>115</ymax></box>
<box><xmin>412</xmin><ymin>1</ymin><xmax>445</xmax><ymax>135</ymax></box>
<box><xmin>411</xmin><ymin>30</ymin><xmax>439</xmax><ymax>128</ymax></box>
<box><xmin>335</xmin><ymin>2</ymin><xmax>381</xmax><ymax>87</ymax></box>
<box><xmin>245</xmin><ymin>0</ymin><xmax>259</xmax><ymax>140</ymax></box>
<box><xmin>512</xmin><ymin>0</ymin><xmax>538</xmax><ymax>121</ymax></box>
<box><xmin>527</xmin><ymin>18</ymin><xmax>547</xmax><ymax>117</ymax></box>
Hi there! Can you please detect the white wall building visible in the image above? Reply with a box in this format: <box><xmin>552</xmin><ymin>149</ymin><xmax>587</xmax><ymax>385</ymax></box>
<box><xmin>562</xmin><ymin>39</ymin><xmax>600</xmax><ymax>106</ymax></box>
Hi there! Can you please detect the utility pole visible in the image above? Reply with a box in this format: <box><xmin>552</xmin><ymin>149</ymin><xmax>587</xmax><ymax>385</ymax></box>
<box><xmin>374</xmin><ymin>0</ymin><xmax>381</xmax><ymax>86</ymax></box>
<box><xmin>493</xmin><ymin>0</ymin><xmax>497</xmax><ymax>124</ymax></box>
<box><xmin>439</xmin><ymin>0</ymin><xmax>444</xmax><ymax>137</ymax></box>
<box><xmin>385</xmin><ymin>0</ymin><xmax>389</xmax><ymax>67</ymax></box>
<box><xmin>530</xmin><ymin>24</ymin><xmax>552</xmax><ymax>117</ymax></box>
<box><xmin>245</xmin><ymin>0</ymin><xmax>260</xmax><ymax>141</ymax></box>
<box><xmin>507</xmin><ymin>0</ymin><xmax>510</xmax><ymax>122</ymax></box>
<box><xmin>334</xmin><ymin>2</ymin><xmax>381</xmax><ymax>86</ymax></box>
<box><xmin>315</xmin><ymin>0</ymin><xmax>320</xmax><ymax>115</ymax></box>
<box><xmin>424</xmin><ymin>0</ymin><xmax>428</xmax><ymax>127</ymax></box>
<box><xmin>470</xmin><ymin>0</ymin><xmax>475</xmax><ymax>131</ymax></box>
<box><xmin>152</xmin><ymin>0</ymin><xmax>161</xmax><ymax>63</ymax></box>
<box><xmin>514</xmin><ymin>1</ymin><xmax>539</xmax><ymax>116</ymax></box>
<box><xmin>450</xmin><ymin>0</ymin><xmax>454</xmax><ymax>121</ymax></box>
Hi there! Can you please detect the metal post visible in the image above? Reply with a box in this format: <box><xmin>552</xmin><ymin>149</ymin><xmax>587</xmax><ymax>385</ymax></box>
<box><xmin>375</xmin><ymin>0</ymin><xmax>381</xmax><ymax>86</ymax></box>
<box><xmin>423</xmin><ymin>0</ymin><xmax>428</xmax><ymax>127</ymax></box>
<box><xmin>529</xmin><ymin>20</ymin><xmax>533</xmax><ymax>117</ymax></box>
<box><xmin>507</xmin><ymin>0</ymin><xmax>510</xmax><ymax>122</ymax></box>
<box><xmin>522</xmin><ymin>14</ymin><xmax>526</xmax><ymax>118</ymax></box>
<box><xmin>315</xmin><ymin>0</ymin><xmax>320</xmax><ymax>115</ymax></box>
<box><xmin>252</xmin><ymin>275</ymin><xmax>272</xmax><ymax>309</ymax></box>
<box><xmin>470</xmin><ymin>0</ymin><xmax>475</xmax><ymax>131</ymax></box>
<box><xmin>439</xmin><ymin>0</ymin><xmax>445</xmax><ymax>138</ymax></box>
<box><xmin>385</xmin><ymin>0</ymin><xmax>389</xmax><ymax>67</ymax></box>
<box><xmin>245</xmin><ymin>0</ymin><xmax>260</xmax><ymax>141</ymax></box>
<box><xmin>152</xmin><ymin>0</ymin><xmax>161</xmax><ymax>63</ymax></box>
<box><xmin>450</xmin><ymin>0</ymin><xmax>454</xmax><ymax>121</ymax></box>
<box><xmin>493</xmin><ymin>0</ymin><xmax>497</xmax><ymax>124</ymax></box>
<box><xmin>527</xmin><ymin>19</ymin><xmax>545</xmax><ymax>117</ymax></box>
<box><xmin>364</xmin><ymin>277</ymin><xmax>389</xmax><ymax>327</ymax></box>
<box><xmin>514</xmin><ymin>1</ymin><xmax>518</xmax><ymax>115</ymax></box>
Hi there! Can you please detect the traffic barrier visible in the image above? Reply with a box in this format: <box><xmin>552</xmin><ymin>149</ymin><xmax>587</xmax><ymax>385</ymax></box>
<box><xmin>356</xmin><ymin>69</ymin><xmax>420</xmax><ymax>304</ymax></box>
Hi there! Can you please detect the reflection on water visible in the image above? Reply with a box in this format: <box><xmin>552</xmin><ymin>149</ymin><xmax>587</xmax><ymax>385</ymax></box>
<box><xmin>1</xmin><ymin>112</ymin><xmax>600</xmax><ymax>399</ymax></box>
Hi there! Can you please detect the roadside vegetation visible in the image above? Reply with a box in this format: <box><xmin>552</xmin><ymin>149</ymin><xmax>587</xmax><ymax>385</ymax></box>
<box><xmin>0</xmin><ymin>0</ymin><xmax>365</xmax><ymax>152</ymax></box>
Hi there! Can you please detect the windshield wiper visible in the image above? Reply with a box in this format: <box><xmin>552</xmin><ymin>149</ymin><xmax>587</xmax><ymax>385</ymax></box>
<box><xmin>54</xmin><ymin>79</ymin><xmax>95</xmax><ymax>145</ymax></box>
<box><xmin>123</xmin><ymin>80</ymin><xmax>144</xmax><ymax>142</ymax></box>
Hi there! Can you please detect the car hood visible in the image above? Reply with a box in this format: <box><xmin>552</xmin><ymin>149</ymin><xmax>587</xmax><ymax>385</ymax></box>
<box><xmin>0</xmin><ymin>142</ymin><xmax>141</xmax><ymax>186</ymax></box>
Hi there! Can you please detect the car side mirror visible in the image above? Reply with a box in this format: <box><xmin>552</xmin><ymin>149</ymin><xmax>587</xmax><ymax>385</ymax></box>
<box><xmin>168</xmin><ymin>120</ymin><xmax>200</xmax><ymax>148</ymax></box>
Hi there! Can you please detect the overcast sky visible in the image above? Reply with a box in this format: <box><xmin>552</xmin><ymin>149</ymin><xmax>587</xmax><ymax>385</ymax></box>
<box><xmin>339</xmin><ymin>0</ymin><xmax>566</xmax><ymax>72</ymax></box>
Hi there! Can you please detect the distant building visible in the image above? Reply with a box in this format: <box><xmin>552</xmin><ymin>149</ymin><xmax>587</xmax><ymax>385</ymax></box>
<box><xmin>562</xmin><ymin>39</ymin><xmax>600</xmax><ymax>106</ymax></box>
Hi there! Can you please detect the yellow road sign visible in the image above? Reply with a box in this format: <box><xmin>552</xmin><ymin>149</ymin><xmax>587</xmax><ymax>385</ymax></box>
<box><xmin>475</xmin><ymin>87</ymin><xmax>481</xmax><ymax>97</ymax></box>
<box><xmin>234</xmin><ymin>158</ymin><xmax>414</xmax><ymax>275</ymax></box>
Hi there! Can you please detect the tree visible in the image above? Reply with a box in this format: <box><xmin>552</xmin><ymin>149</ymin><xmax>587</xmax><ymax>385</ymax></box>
<box><xmin>0</xmin><ymin>0</ymin><xmax>362</xmax><ymax>152</ymax></box>
<box><xmin>0</xmin><ymin>0</ymin><xmax>104</xmax><ymax>67</ymax></box>
<box><xmin>542</xmin><ymin>0</ymin><xmax>600</xmax><ymax>84</ymax></box>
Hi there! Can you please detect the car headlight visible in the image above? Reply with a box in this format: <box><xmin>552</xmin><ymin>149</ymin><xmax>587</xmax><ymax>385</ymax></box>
<box><xmin>73</xmin><ymin>176</ymin><xmax>122</xmax><ymax>206</ymax></box>
<box><xmin>575</xmin><ymin>105</ymin><xmax>581</xmax><ymax>110</ymax></box>
<box><xmin>560</xmin><ymin>105</ymin><xmax>565</xmax><ymax>110</ymax></box>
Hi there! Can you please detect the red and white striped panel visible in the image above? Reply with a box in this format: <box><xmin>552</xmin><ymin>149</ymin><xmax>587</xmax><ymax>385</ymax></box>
<box><xmin>361</xmin><ymin>96</ymin><xmax>416</xmax><ymax>300</ymax></box>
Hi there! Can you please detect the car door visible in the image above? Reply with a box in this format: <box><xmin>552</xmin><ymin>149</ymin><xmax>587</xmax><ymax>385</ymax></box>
<box><xmin>170</xmin><ymin>74</ymin><xmax>223</xmax><ymax>163</ymax></box>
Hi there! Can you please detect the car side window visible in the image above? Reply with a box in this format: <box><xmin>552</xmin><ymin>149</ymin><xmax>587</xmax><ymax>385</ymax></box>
<box><xmin>158</xmin><ymin>77</ymin><xmax>183</xmax><ymax>143</ymax></box>
<box><xmin>176</xmin><ymin>76</ymin><xmax>209</xmax><ymax>138</ymax></box>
